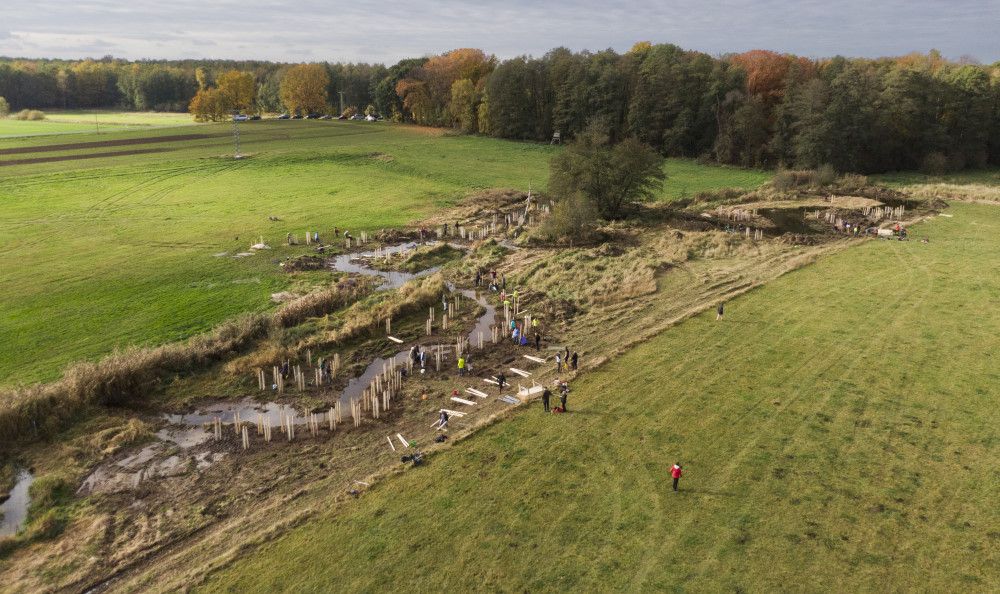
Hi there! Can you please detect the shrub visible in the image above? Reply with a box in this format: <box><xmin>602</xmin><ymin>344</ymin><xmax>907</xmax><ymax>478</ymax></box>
<box><xmin>0</xmin><ymin>97</ymin><xmax>8</xmax><ymax>117</ymax></box>
<box><xmin>772</xmin><ymin>169</ymin><xmax>795</xmax><ymax>191</ymax></box>
<box><xmin>14</xmin><ymin>109</ymin><xmax>30</xmax><ymax>120</ymax></box>
<box><xmin>921</xmin><ymin>152</ymin><xmax>949</xmax><ymax>176</ymax></box>
<box><xmin>541</xmin><ymin>192</ymin><xmax>598</xmax><ymax>241</ymax></box>
<box><xmin>815</xmin><ymin>164</ymin><xmax>837</xmax><ymax>186</ymax></box>
<box><xmin>838</xmin><ymin>173</ymin><xmax>868</xmax><ymax>192</ymax></box>
<box><xmin>27</xmin><ymin>110</ymin><xmax>44</xmax><ymax>121</ymax></box>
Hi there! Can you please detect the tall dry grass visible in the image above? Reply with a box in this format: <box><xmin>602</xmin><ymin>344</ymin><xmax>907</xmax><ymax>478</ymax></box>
<box><xmin>324</xmin><ymin>274</ymin><xmax>446</xmax><ymax>346</ymax></box>
<box><xmin>0</xmin><ymin>279</ymin><xmax>372</xmax><ymax>444</ymax></box>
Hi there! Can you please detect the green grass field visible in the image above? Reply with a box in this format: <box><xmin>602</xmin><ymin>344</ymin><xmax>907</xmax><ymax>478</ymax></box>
<box><xmin>662</xmin><ymin>159</ymin><xmax>770</xmax><ymax>200</ymax></box>
<box><xmin>201</xmin><ymin>203</ymin><xmax>1000</xmax><ymax>592</ymax></box>
<box><xmin>0</xmin><ymin>111</ymin><xmax>195</xmax><ymax>136</ymax></box>
<box><xmin>870</xmin><ymin>167</ymin><xmax>1000</xmax><ymax>188</ymax></box>
<box><xmin>0</xmin><ymin>123</ymin><xmax>766</xmax><ymax>388</ymax></box>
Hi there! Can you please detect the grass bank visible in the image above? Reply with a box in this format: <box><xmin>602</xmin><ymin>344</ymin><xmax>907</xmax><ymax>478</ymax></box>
<box><xmin>201</xmin><ymin>202</ymin><xmax>1000</xmax><ymax>592</ymax></box>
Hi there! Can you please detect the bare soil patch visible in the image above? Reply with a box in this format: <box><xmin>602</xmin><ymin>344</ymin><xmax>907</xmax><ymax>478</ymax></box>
<box><xmin>0</xmin><ymin>134</ymin><xmax>216</xmax><ymax>156</ymax></box>
<box><xmin>0</xmin><ymin>147</ymin><xmax>176</xmax><ymax>166</ymax></box>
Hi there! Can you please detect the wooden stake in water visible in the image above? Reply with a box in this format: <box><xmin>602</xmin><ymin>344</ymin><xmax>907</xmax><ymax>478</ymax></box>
<box><xmin>242</xmin><ymin>426</ymin><xmax>249</xmax><ymax>450</ymax></box>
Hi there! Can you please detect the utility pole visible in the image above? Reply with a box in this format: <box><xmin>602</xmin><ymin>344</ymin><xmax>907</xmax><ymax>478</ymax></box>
<box><xmin>228</xmin><ymin>110</ymin><xmax>242</xmax><ymax>159</ymax></box>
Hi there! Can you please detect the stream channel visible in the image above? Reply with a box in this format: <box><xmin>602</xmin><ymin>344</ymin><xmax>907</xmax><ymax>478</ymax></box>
<box><xmin>158</xmin><ymin>241</ymin><xmax>494</xmax><ymax>447</ymax></box>
<box><xmin>0</xmin><ymin>468</ymin><xmax>35</xmax><ymax>537</ymax></box>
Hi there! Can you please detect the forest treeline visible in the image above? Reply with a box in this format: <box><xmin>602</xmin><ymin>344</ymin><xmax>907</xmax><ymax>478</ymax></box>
<box><xmin>2</xmin><ymin>44</ymin><xmax>999</xmax><ymax>173</ymax></box>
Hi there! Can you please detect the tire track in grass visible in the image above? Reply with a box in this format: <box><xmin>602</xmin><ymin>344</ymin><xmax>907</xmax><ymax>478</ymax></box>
<box><xmin>685</xmin><ymin>241</ymin><xmax>936</xmax><ymax>587</ymax></box>
<box><xmin>624</xmin><ymin>242</ymin><xmax>928</xmax><ymax>589</ymax></box>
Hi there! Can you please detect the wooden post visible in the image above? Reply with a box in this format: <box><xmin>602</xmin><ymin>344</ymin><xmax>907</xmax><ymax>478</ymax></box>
<box><xmin>242</xmin><ymin>426</ymin><xmax>249</xmax><ymax>450</ymax></box>
<box><xmin>386</xmin><ymin>317</ymin><xmax>391</xmax><ymax>335</ymax></box>
<box><xmin>427</xmin><ymin>318</ymin><xmax>432</xmax><ymax>336</ymax></box>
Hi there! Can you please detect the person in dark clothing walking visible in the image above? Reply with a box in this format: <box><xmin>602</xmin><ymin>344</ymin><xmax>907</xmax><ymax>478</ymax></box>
<box><xmin>716</xmin><ymin>303</ymin><xmax>724</xmax><ymax>321</ymax></box>
<box><xmin>475</xmin><ymin>270</ymin><xmax>481</xmax><ymax>287</ymax></box>
<box><xmin>571</xmin><ymin>352</ymin><xmax>578</xmax><ymax>370</ymax></box>
<box><xmin>671</xmin><ymin>463</ymin><xmax>683</xmax><ymax>491</ymax></box>
<box><xmin>541</xmin><ymin>388</ymin><xmax>551</xmax><ymax>412</ymax></box>
<box><xmin>496</xmin><ymin>372</ymin><xmax>506</xmax><ymax>394</ymax></box>
<box><xmin>534</xmin><ymin>333</ymin><xmax>541</xmax><ymax>351</ymax></box>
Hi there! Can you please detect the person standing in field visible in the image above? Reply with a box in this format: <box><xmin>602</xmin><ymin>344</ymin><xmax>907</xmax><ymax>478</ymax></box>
<box><xmin>541</xmin><ymin>388</ymin><xmax>551</xmax><ymax>412</ymax></box>
<box><xmin>555</xmin><ymin>352</ymin><xmax>562</xmax><ymax>372</ymax></box>
<box><xmin>438</xmin><ymin>410</ymin><xmax>449</xmax><ymax>431</ymax></box>
<box><xmin>496</xmin><ymin>371</ymin><xmax>506</xmax><ymax>394</ymax></box>
<box><xmin>458</xmin><ymin>355</ymin><xmax>466</xmax><ymax>376</ymax></box>
<box><xmin>559</xmin><ymin>382</ymin><xmax>569</xmax><ymax>412</ymax></box>
<box><xmin>671</xmin><ymin>463</ymin><xmax>683</xmax><ymax>491</ymax></box>
<box><xmin>534</xmin><ymin>333</ymin><xmax>541</xmax><ymax>351</ymax></box>
<box><xmin>716</xmin><ymin>303</ymin><xmax>724</xmax><ymax>321</ymax></box>
<box><xmin>571</xmin><ymin>352</ymin><xmax>578</xmax><ymax>371</ymax></box>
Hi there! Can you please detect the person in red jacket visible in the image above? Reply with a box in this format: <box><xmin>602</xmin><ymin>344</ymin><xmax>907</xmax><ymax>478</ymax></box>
<box><xmin>671</xmin><ymin>463</ymin><xmax>683</xmax><ymax>491</ymax></box>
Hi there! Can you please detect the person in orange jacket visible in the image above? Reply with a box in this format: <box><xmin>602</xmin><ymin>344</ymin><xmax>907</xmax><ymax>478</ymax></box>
<box><xmin>671</xmin><ymin>463</ymin><xmax>683</xmax><ymax>491</ymax></box>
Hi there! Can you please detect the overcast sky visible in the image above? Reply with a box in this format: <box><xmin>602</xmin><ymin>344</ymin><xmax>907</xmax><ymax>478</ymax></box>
<box><xmin>1</xmin><ymin>0</ymin><xmax>997</xmax><ymax>64</ymax></box>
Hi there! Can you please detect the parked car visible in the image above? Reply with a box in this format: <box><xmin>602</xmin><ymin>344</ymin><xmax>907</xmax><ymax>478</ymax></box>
<box><xmin>277</xmin><ymin>114</ymin><xmax>290</xmax><ymax>119</ymax></box>
<box><xmin>249</xmin><ymin>115</ymin><xmax>261</xmax><ymax>120</ymax></box>
<box><xmin>350</xmin><ymin>114</ymin><xmax>364</xmax><ymax>120</ymax></box>
<box><xmin>291</xmin><ymin>114</ymin><xmax>303</xmax><ymax>119</ymax></box>
<box><xmin>320</xmin><ymin>115</ymin><xmax>333</xmax><ymax>120</ymax></box>
<box><xmin>233</xmin><ymin>114</ymin><xmax>248</xmax><ymax>121</ymax></box>
<box><xmin>365</xmin><ymin>114</ymin><xmax>376</xmax><ymax>121</ymax></box>
<box><xmin>306</xmin><ymin>113</ymin><xmax>320</xmax><ymax>119</ymax></box>
<box><xmin>337</xmin><ymin>115</ymin><xmax>348</xmax><ymax>120</ymax></box>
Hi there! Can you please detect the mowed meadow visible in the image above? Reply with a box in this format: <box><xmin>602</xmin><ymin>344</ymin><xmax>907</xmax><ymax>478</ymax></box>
<box><xmin>201</xmin><ymin>203</ymin><xmax>1000</xmax><ymax>592</ymax></box>
<box><xmin>0</xmin><ymin>121</ymin><xmax>766</xmax><ymax>387</ymax></box>
<box><xmin>0</xmin><ymin>122</ymin><xmax>555</xmax><ymax>385</ymax></box>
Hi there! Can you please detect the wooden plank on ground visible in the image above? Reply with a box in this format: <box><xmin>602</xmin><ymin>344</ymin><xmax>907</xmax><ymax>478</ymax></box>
<box><xmin>509</xmin><ymin>367</ymin><xmax>531</xmax><ymax>377</ymax></box>
<box><xmin>466</xmin><ymin>388</ymin><xmax>489</xmax><ymax>398</ymax></box>
<box><xmin>387</xmin><ymin>436</ymin><xmax>396</xmax><ymax>451</ymax></box>
<box><xmin>388</xmin><ymin>336</ymin><xmax>404</xmax><ymax>344</ymax></box>
<box><xmin>451</xmin><ymin>396</ymin><xmax>476</xmax><ymax>406</ymax></box>
<box><xmin>439</xmin><ymin>409</ymin><xmax>466</xmax><ymax>417</ymax></box>
<box><xmin>397</xmin><ymin>433</ymin><xmax>410</xmax><ymax>448</ymax></box>
<box><xmin>523</xmin><ymin>355</ymin><xmax>546</xmax><ymax>363</ymax></box>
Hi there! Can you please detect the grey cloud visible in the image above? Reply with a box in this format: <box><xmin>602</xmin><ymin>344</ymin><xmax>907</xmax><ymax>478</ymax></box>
<box><xmin>0</xmin><ymin>0</ymin><xmax>997</xmax><ymax>63</ymax></box>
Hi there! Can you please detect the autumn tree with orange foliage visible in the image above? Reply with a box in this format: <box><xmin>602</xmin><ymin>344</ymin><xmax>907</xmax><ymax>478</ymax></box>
<box><xmin>188</xmin><ymin>88</ymin><xmax>225</xmax><ymax>122</ymax></box>
<box><xmin>280</xmin><ymin>63</ymin><xmax>330</xmax><ymax>115</ymax></box>
<box><xmin>730</xmin><ymin>50</ymin><xmax>793</xmax><ymax>101</ymax></box>
<box><xmin>394</xmin><ymin>48</ymin><xmax>495</xmax><ymax>128</ymax></box>
<box><xmin>216</xmin><ymin>70</ymin><xmax>256</xmax><ymax>113</ymax></box>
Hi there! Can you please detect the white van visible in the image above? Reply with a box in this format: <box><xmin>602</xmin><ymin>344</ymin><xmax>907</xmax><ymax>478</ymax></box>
<box><xmin>233</xmin><ymin>114</ymin><xmax>248</xmax><ymax>121</ymax></box>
